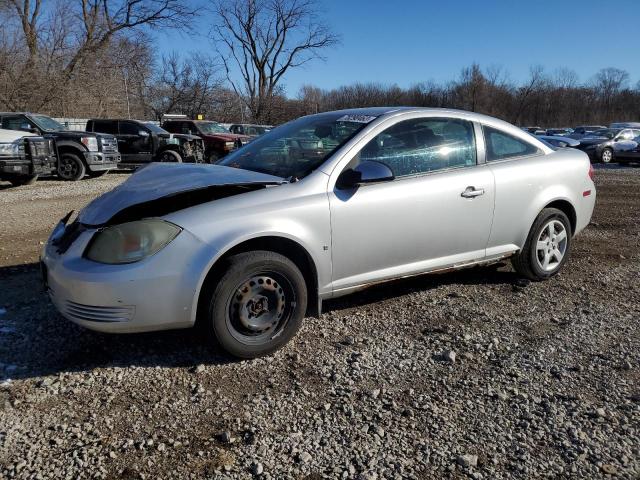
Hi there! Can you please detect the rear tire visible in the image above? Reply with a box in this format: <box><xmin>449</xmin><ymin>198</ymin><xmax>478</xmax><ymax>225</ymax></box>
<box><xmin>206</xmin><ymin>251</ymin><xmax>307</xmax><ymax>358</ymax></box>
<box><xmin>58</xmin><ymin>153</ymin><xmax>86</xmax><ymax>181</ymax></box>
<box><xmin>600</xmin><ymin>147</ymin><xmax>613</xmax><ymax>164</ymax></box>
<box><xmin>88</xmin><ymin>170</ymin><xmax>109</xmax><ymax>178</ymax></box>
<box><xmin>512</xmin><ymin>208</ymin><xmax>572</xmax><ymax>281</ymax></box>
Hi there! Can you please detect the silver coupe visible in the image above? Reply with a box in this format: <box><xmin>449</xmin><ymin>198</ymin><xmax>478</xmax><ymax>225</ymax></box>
<box><xmin>42</xmin><ymin>108</ymin><xmax>596</xmax><ymax>358</ymax></box>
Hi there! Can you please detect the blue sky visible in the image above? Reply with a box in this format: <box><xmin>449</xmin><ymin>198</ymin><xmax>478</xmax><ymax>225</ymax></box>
<box><xmin>156</xmin><ymin>0</ymin><xmax>640</xmax><ymax>95</ymax></box>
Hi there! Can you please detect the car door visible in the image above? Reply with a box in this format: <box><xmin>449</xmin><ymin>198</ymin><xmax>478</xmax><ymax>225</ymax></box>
<box><xmin>117</xmin><ymin>121</ymin><xmax>152</xmax><ymax>163</ymax></box>
<box><xmin>328</xmin><ymin>116</ymin><xmax>495</xmax><ymax>292</ymax></box>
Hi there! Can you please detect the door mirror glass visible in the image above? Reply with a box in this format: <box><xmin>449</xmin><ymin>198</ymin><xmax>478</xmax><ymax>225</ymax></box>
<box><xmin>139</xmin><ymin>130</ymin><xmax>150</xmax><ymax>137</ymax></box>
<box><xmin>338</xmin><ymin>160</ymin><xmax>394</xmax><ymax>188</ymax></box>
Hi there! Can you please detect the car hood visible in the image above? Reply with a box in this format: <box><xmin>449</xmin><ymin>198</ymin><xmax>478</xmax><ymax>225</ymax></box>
<box><xmin>47</xmin><ymin>130</ymin><xmax>115</xmax><ymax>140</ymax></box>
<box><xmin>0</xmin><ymin>128</ymin><xmax>36</xmax><ymax>142</ymax></box>
<box><xmin>200</xmin><ymin>132</ymin><xmax>250</xmax><ymax>142</ymax></box>
<box><xmin>78</xmin><ymin>163</ymin><xmax>285</xmax><ymax>226</ymax></box>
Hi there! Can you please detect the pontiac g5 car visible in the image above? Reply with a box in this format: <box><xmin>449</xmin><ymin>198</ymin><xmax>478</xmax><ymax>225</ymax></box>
<box><xmin>42</xmin><ymin>108</ymin><xmax>596</xmax><ymax>358</ymax></box>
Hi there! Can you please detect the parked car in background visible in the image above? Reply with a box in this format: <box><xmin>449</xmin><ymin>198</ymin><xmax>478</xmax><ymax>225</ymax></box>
<box><xmin>229</xmin><ymin>124</ymin><xmax>273</xmax><ymax>137</ymax></box>
<box><xmin>522</xmin><ymin>126</ymin><xmax>546</xmax><ymax>135</ymax></box>
<box><xmin>86</xmin><ymin>119</ymin><xmax>204</xmax><ymax>166</ymax></box>
<box><xmin>537</xmin><ymin>135</ymin><xmax>581</xmax><ymax>148</ymax></box>
<box><xmin>0</xmin><ymin>128</ymin><xmax>57</xmax><ymax>186</ymax></box>
<box><xmin>545</xmin><ymin>128</ymin><xmax>573</xmax><ymax>137</ymax></box>
<box><xmin>609</xmin><ymin>122</ymin><xmax>640</xmax><ymax>129</ymax></box>
<box><xmin>569</xmin><ymin>125</ymin><xmax>606</xmax><ymax>139</ymax></box>
<box><xmin>42</xmin><ymin>107</ymin><xmax>595</xmax><ymax>358</ymax></box>
<box><xmin>161</xmin><ymin>119</ymin><xmax>250</xmax><ymax>163</ymax></box>
<box><xmin>577</xmin><ymin>128</ymin><xmax>640</xmax><ymax>163</ymax></box>
<box><xmin>601</xmin><ymin>134</ymin><xmax>640</xmax><ymax>164</ymax></box>
<box><xmin>0</xmin><ymin>112</ymin><xmax>120</xmax><ymax>181</ymax></box>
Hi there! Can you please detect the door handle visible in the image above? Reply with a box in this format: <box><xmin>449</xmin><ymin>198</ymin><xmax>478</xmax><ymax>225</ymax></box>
<box><xmin>461</xmin><ymin>186</ymin><xmax>485</xmax><ymax>198</ymax></box>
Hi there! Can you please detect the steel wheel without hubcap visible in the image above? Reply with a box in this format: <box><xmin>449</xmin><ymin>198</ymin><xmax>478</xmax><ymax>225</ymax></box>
<box><xmin>225</xmin><ymin>272</ymin><xmax>295</xmax><ymax>346</ymax></box>
<box><xmin>601</xmin><ymin>148</ymin><xmax>613</xmax><ymax>163</ymax></box>
<box><xmin>535</xmin><ymin>220</ymin><xmax>567</xmax><ymax>272</ymax></box>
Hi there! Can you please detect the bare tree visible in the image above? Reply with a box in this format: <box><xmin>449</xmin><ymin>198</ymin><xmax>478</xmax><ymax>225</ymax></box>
<box><xmin>145</xmin><ymin>52</ymin><xmax>224</xmax><ymax>119</ymax></box>
<box><xmin>0</xmin><ymin>0</ymin><xmax>199</xmax><ymax>112</ymax></box>
<box><xmin>211</xmin><ymin>0</ymin><xmax>339</xmax><ymax>122</ymax></box>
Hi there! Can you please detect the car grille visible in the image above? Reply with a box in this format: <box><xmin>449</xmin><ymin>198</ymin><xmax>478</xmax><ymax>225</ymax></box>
<box><xmin>25</xmin><ymin>137</ymin><xmax>54</xmax><ymax>158</ymax></box>
<box><xmin>100</xmin><ymin>136</ymin><xmax>119</xmax><ymax>153</ymax></box>
<box><xmin>64</xmin><ymin>301</ymin><xmax>134</xmax><ymax>323</ymax></box>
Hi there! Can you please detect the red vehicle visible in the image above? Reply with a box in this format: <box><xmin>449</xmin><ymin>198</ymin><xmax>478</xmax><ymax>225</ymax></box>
<box><xmin>161</xmin><ymin>119</ymin><xmax>251</xmax><ymax>163</ymax></box>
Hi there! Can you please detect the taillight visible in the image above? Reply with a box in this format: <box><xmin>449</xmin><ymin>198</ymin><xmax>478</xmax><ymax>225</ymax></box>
<box><xmin>588</xmin><ymin>164</ymin><xmax>594</xmax><ymax>181</ymax></box>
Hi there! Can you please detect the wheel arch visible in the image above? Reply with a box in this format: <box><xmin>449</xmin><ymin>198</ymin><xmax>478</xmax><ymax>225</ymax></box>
<box><xmin>543</xmin><ymin>199</ymin><xmax>577</xmax><ymax>236</ymax></box>
<box><xmin>56</xmin><ymin>142</ymin><xmax>86</xmax><ymax>162</ymax></box>
<box><xmin>195</xmin><ymin>235</ymin><xmax>321</xmax><ymax>328</ymax></box>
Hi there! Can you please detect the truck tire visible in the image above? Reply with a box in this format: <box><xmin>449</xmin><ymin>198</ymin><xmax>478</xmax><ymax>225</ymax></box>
<box><xmin>207</xmin><ymin>151</ymin><xmax>221</xmax><ymax>164</ymax></box>
<box><xmin>205</xmin><ymin>251</ymin><xmax>307</xmax><ymax>358</ymax></box>
<box><xmin>58</xmin><ymin>152</ymin><xmax>86</xmax><ymax>181</ymax></box>
<box><xmin>8</xmin><ymin>175</ymin><xmax>38</xmax><ymax>187</ymax></box>
<box><xmin>159</xmin><ymin>150</ymin><xmax>182</xmax><ymax>162</ymax></box>
<box><xmin>88</xmin><ymin>170</ymin><xmax>109</xmax><ymax>178</ymax></box>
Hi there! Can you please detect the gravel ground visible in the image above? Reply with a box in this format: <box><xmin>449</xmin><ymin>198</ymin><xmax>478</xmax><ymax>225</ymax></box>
<box><xmin>0</xmin><ymin>167</ymin><xmax>639</xmax><ymax>479</ymax></box>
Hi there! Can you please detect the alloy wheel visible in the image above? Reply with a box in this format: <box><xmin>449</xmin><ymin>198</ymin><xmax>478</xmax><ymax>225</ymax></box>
<box><xmin>59</xmin><ymin>156</ymin><xmax>79</xmax><ymax>180</ymax></box>
<box><xmin>601</xmin><ymin>149</ymin><xmax>613</xmax><ymax>163</ymax></box>
<box><xmin>535</xmin><ymin>220</ymin><xmax>568</xmax><ymax>272</ymax></box>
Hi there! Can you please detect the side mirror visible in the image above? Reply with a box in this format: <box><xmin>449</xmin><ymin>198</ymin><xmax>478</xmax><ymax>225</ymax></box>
<box><xmin>139</xmin><ymin>130</ymin><xmax>150</xmax><ymax>137</ymax></box>
<box><xmin>337</xmin><ymin>160</ymin><xmax>394</xmax><ymax>189</ymax></box>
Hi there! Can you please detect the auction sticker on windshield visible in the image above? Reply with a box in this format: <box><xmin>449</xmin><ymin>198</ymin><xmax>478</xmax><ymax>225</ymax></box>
<box><xmin>336</xmin><ymin>114</ymin><xmax>377</xmax><ymax>123</ymax></box>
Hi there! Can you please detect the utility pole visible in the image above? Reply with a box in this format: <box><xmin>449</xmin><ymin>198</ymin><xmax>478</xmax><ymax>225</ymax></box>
<box><xmin>123</xmin><ymin>69</ymin><xmax>131</xmax><ymax>119</ymax></box>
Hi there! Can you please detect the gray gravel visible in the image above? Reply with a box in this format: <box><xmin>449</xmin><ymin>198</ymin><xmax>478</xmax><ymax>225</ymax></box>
<box><xmin>0</xmin><ymin>168</ymin><xmax>639</xmax><ymax>479</ymax></box>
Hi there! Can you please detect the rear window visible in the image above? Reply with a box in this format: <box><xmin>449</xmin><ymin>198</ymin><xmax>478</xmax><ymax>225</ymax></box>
<box><xmin>483</xmin><ymin>126</ymin><xmax>542</xmax><ymax>161</ymax></box>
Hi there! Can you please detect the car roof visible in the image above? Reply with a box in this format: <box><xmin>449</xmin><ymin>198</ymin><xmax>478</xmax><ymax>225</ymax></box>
<box><xmin>88</xmin><ymin>118</ymin><xmax>144</xmax><ymax>123</ymax></box>
<box><xmin>0</xmin><ymin>112</ymin><xmax>43</xmax><ymax>116</ymax></box>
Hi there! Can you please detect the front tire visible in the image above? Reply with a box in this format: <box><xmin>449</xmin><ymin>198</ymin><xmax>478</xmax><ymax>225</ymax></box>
<box><xmin>600</xmin><ymin>147</ymin><xmax>613</xmax><ymax>164</ymax></box>
<box><xmin>158</xmin><ymin>150</ymin><xmax>182</xmax><ymax>162</ymax></box>
<box><xmin>207</xmin><ymin>151</ymin><xmax>220</xmax><ymax>164</ymax></box>
<box><xmin>512</xmin><ymin>208</ymin><xmax>572</xmax><ymax>281</ymax></box>
<box><xmin>58</xmin><ymin>153</ymin><xmax>86</xmax><ymax>181</ymax></box>
<box><xmin>206</xmin><ymin>251</ymin><xmax>307</xmax><ymax>358</ymax></box>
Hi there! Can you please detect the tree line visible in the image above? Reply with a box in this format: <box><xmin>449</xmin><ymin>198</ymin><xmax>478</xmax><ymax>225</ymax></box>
<box><xmin>1</xmin><ymin>0</ymin><xmax>639</xmax><ymax>127</ymax></box>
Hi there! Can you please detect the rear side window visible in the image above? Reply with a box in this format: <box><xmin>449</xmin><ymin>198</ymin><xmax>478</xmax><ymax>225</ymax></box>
<box><xmin>91</xmin><ymin>120</ymin><xmax>117</xmax><ymax>134</ymax></box>
<box><xmin>483</xmin><ymin>126</ymin><xmax>542</xmax><ymax>161</ymax></box>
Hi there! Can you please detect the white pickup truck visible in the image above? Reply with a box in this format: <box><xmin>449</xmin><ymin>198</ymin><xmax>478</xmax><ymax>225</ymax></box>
<box><xmin>0</xmin><ymin>128</ymin><xmax>57</xmax><ymax>186</ymax></box>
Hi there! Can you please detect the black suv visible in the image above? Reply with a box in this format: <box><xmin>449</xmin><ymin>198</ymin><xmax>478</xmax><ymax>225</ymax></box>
<box><xmin>0</xmin><ymin>112</ymin><xmax>120</xmax><ymax>181</ymax></box>
<box><xmin>0</xmin><ymin>130</ymin><xmax>57</xmax><ymax>186</ymax></box>
<box><xmin>86</xmin><ymin>119</ymin><xmax>204</xmax><ymax>166</ymax></box>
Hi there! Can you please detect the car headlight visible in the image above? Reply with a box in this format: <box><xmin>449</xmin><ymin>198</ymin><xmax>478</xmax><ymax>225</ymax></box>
<box><xmin>85</xmin><ymin>219</ymin><xmax>181</xmax><ymax>264</ymax></box>
<box><xmin>81</xmin><ymin>137</ymin><xmax>99</xmax><ymax>152</ymax></box>
<box><xmin>224</xmin><ymin>141</ymin><xmax>235</xmax><ymax>150</ymax></box>
<box><xmin>0</xmin><ymin>142</ymin><xmax>20</xmax><ymax>156</ymax></box>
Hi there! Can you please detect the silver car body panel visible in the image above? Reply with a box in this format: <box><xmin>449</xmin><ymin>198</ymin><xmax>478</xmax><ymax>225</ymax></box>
<box><xmin>42</xmin><ymin>107</ymin><xmax>596</xmax><ymax>333</ymax></box>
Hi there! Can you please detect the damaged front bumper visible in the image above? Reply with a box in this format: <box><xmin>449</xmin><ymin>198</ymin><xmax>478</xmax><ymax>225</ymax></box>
<box><xmin>84</xmin><ymin>152</ymin><xmax>121</xmax><ymax>171</ymax></box>
<box><xmin>41</xmin><ymin>216</ymin><xmax>208</xmax><ymax>333</ymax></box>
